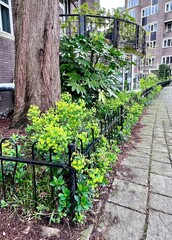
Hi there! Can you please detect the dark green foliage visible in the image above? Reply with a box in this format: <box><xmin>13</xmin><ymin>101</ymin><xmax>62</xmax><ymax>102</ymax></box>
<box><xmin>158</xmin><ymin>64</ymin><xmax>171</xmax><ymax>80</ymax></box>
<box><xmin>60</xmin><ymin>34</ymin><xmax>128</xmax><ymax>105</ymax></box>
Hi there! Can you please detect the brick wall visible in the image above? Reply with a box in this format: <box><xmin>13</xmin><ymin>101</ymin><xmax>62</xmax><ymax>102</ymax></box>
<box><xmin>0</xmin><ymin>36</ymin><xmax>15</xmax><ymax>114</ymax></box>
<box><xmin>0</xmin><ymin>0</ymin><xmax>15</xmax><ymax>114</ymax></box>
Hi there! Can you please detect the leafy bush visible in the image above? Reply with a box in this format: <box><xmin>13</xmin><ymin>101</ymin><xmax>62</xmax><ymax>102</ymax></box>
<box><xmin>26</xmin><ymin>93</ymin><xmax>99</xmax><ymax>161</ymax></box>
<box><xmin>0</xmin><ymin>87</ymin><xmax>163</xmax><ymax>223</ymax></box>
<box><xmin>158</xmin><ymin>64</ymin><xmax>171</xmax><ymax>80</ymax></box>
<box><xmin>140</xmin><ymin>73</ymin><xmax>160</xmax><ymax>90</ymax></box>
<box><xmin>60</xmin><ymin>34</ymin><xmax>127</xmax><ymax>105</ymax></box>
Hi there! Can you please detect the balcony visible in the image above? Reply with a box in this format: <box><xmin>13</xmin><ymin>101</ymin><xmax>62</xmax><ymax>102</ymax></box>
<box><xmin>60</xmin><ymin>14</ymin><xmax>146</xmax><ymax>55</ymax></box>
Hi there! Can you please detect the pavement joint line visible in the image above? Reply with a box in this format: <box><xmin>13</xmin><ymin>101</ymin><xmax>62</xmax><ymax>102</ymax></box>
<box><xmin>106</xmin><ymin>201</ymin><xmax>146</xmax><ymax>215</ymax></box>
<box><xmin>150</xmin><ymin>191</ymin><xmax>172</xmax><ymax>199</ymax></box>
<box><xmin>150</xmin><ymin>171</ymin><xmax>172</xmax><ymax>178</ymax></box>
<box><xmin>128</xmin><ymin>153</ymin><xmax>150</xmax><ymax>158</ymax></box>
<box><xmin>116</xmin><ymin>177</ymin><xmax>148</xmax><ymax>187</ymax></box>
<box><xmin>122</xmin><ymin>164</ymin><xmax>149</xmax><ymax>171</ymax></box>
<box><xmin>148</xmin><ymin>208</ymin><xmax>172</xmax><ymax>217</ymax></box>
<box><xmin>163</xmin><ymin>121</ymin><xmax>172</xmax><ymax>167</ymax></box>
<box><xmin>151</xmin><ymin>159</ymin><xmax>171</xmax><ymax>165</ymax></box>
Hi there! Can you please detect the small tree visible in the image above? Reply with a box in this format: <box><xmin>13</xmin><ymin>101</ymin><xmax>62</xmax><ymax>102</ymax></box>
<box><xmin>158</xmin><ymin>64</ymin><xmax>171</xmax><ymax>80</ymax></box>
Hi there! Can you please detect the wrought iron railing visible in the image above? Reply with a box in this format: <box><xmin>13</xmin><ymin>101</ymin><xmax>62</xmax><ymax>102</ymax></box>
<box><xmin>1</xmin><ymin>81</ymin><xmax>171</xmax><ymax>221</ymax></box>
<box><xmin>60</xmin><ymin>14</ymin><xmax>146</xmax><ymax>54</ymax></box>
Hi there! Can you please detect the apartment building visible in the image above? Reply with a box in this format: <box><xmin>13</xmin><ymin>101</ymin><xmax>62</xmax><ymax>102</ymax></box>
<box><xmin>125</xmin><ymin>0</ymin><xmax>172</xmax><ymax>75</ymax></box>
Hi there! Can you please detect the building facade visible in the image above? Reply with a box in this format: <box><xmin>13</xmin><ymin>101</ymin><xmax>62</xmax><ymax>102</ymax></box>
<box><xmin>59</xmin><ymin>0</ymin><xmax>100</xmax><ymax>14</ymax></box>
<box><xmin>125</xmin><ymin>0</ymin><xmax>172</xmax><ymax>75</ymax></box>
<box><xmin>0</xmin><ymin>0</ymin><xmax>14</xmax><ymax>113</ymax></box>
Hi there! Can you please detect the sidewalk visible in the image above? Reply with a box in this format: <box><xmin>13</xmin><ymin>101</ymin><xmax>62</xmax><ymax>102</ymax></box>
<box><xmin>94</xmin><ymin>86</ymin><xmax>172</xmax><ymax>240</ymax></box>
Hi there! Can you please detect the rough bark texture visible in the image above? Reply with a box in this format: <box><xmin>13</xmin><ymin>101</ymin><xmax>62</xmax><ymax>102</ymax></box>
<box><xmin>12</xmin><ymin>0</ymin><xmax>60</xmax><ymax>127</ymax></box>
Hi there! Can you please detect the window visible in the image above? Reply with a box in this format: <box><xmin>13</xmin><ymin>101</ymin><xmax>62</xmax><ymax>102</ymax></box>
<box><xmin>163</xmin><ymin>38</ymin><xmax>172</xmax><ymax>48</ymax></box>
<box><xmin>147</xmin><ymin>41</ymin><xmax>156</xmax><ymax>49</ymax></box>
<box><xmin>0</xmin><ymin>0</ymin><xmax>12</xmax><ymax>34</ymax></box>
<box><xmin>142</xmin><ymin>4</ymin><xmax>158</xmax><ymax>17</ymax></box>
<box><xmin>166</xmin><ymin>22</ymin><xmax>172</xmax><ymax>32</ymax></box>
<box><xmin>129</xmin><ymin>9</ymin><xmax>136</xmax><ymax>18</ymax></box>
<box><xmin>152</xmin><ymin>0</ymin><xmax>158</xmax><ymax>5</ymax></box>
<box><xmin>162</xmin><ymin>56</ymin><xmax>172</xmax><ymax>64</ymax></box>
<box><xmin>145</xmin><ymin>57</ymin><xmax>155</xmax><ymax>66</ymax></box>
<box><xmin>165</xmin><ymin>1</ymin><xmax>172</xmax><ymax>12</ymax></box>
<box><xmin>128</xmin><ymin>0</ymin><xmax>139</xmax><ymax>8</ymax></box>
<box><xmin>144</xmin><ymin>22</ymin><xmax>157</xmax><ymax>32</ymax></box>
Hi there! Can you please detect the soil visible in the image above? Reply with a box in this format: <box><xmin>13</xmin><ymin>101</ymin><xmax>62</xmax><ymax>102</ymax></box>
<box><xmin>0</xmin><ymin>114</ymin><xmax>145</xmax><ymax>240</ymax></box>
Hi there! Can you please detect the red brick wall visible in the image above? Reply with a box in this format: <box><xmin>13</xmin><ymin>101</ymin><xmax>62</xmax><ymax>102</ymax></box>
<box><xmin>0</xmin><ymin>0</ymin><xmax>15</xmax><ymax>114</ymax></box>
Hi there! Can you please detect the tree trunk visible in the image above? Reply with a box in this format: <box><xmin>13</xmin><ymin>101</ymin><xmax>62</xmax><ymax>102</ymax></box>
<box><xmin>12</xmin><ymin>0</ymin><xmax>60</xmax><ymax>127</ymax></box>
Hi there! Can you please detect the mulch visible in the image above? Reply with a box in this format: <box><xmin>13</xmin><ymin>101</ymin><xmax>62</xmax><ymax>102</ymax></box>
<box><xmin>0</xmin><ymin>114</ymin><xmax>145</xmax><ymax>240</ymax></box>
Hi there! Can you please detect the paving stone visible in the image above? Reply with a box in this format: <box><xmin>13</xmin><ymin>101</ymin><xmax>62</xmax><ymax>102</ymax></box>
<box><xmin>165</xmin><ymin>133</ymin><xmax>172</xmax><ymax>145</ymax></box>
<box><xmin>41</xmin><ymin>226</ymin><xmax>61</xmax><ymax>238</ymax></box>
<box><xmin>130</xmin><ymin>141</ymin><xmax>151</xmax><ymax>149</ymax></box>
<box><xmin>151</xmin><ymin>151</ymin><xmax>170</xmax><ymax>164</ymax></box>
<box><xmin>168</xmin><ymin>145</ymin><xmax>172</xmax><ymax>153</ymax></box>
<box><xmin>117</xmin><ymin>165</ymin><xmax>149</xmax><ymax>186</ymax></box>
<box><xmin>154</xmin><ymin>129</ymin><xmax>165</xmax><ymax>134</ymax></box>
<box><xmin>139</xmin><ymin>129</ymin><xmax>153</xmax><ymax>136</ymax></box>
<box><xmin>109</xmin><ymin>179</ymin><xmax>148</xmax><ymax>213</ymax></box>
<box><xmin>122</xmin><ymin>156</ymin><xmax>150</xmax><ymax>170</ymax></box>
<box><xmin>128</xmin><ymin>147</ymin><xmax>151</xmax><ymax>158</ymax></box>
<box><xmin>149</xmin><ymin>193</ymin><xmax>172</xmax><ymax>214</ymax></box>
<box><xmin>152</xmin><ymin>144</ymin><xmax>168</xmax><ymax>153</ymax></box>
<box><xmin>150</xmin><ymin>173</ymin><xmax>172</xmax><ymax>197</ymax></box>
<box><xmin>146</xmin><ymin>210</ymin><xmax>172</xmax><ymax>240</ymax></box>
<box><xmin>153</xmin><ymin>131</ymin><xmax>165</xmax><ymax>138</ymax></box>
<box><xmin>97</xmin><ymin>203</ymin><xmax>146</xmax><ymax>240</ymax></box>
<box><xmin>151</xmin><ymin>161</ymin><xmax>172</xmax><ymax>178</ymax></box>
<box><xmin>139</xmin><ymin>136</ymin><xmax>152</xmax><ymax>142</ymax></box>
<box><xmin>80</xmin><ymin>224</ymin><xmax>94</xmax><ymax>240</ymax></box>
<box><xmin>153</xmin><ymin>137</ymin><xmax>166</xmax><ymax>145</ymax></box>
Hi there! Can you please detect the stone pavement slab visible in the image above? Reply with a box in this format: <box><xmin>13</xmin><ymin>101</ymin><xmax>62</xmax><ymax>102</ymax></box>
<box><xmin>150</xmin><ymin>173</ymin><xmax>172</xmax><ymax>197</ymax></box>
<box><xmin>153</xmin><ymin>137</ymin><xmax>166</xmax><ymax>145</ymax></box>
<box><xmin>97</xmin><ymin>203</ymin><xmax>146</xmax><ymax>240</ymax></box>
<box><xmin>109</xmin><ymin>179</ymin><xmax>148</xmax><ymax>213</ymax></box>
<box><xmin>165</xmin><ymin>133</ymin><xmax>172</xmax><ymax>145</ymax></box>
<box><xmin>128</xmin><ymin>147</ymin><xmax>151</xmax><ymax>158</ymax></box>
<box><xmin>152</xmin><ymin>144</ymin><xmax>168</xmax><ymax>153</ymax></box>
<box><xmin>153</xmin><ymin>131</ymin><xmax>165</xmax><ymax>138</ymax></box>
<box><xmin>151</xmin><ymin>161</ymin><xmax>172</xmax><ymax>178</ymax></box>
<box><xmin>149</xmin><ymin>193</ymin><xmax>172</xmax><ymax>214</ymax></box>
<box><xmin>122</xmin><ymin>156</ymin><xmax>150</xmax><ymax>170</ymax></box>
<box><xmin>146</xmin><ymin>210</ymin><xmax>172</xmax><ymax>240</ymax></box>
<box><xmin>117</xmin><ymin>165</ymin><xmax>148</xmax><ymax>186</ymax></box>
<box><xmin>151</xmin><ymin>151</ymin><xmax>170</xmax><ymax>164</ymax></box>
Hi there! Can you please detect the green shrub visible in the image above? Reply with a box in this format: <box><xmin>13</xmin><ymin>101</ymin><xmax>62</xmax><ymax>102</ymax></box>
<box><xmin>140</xmin><ymin>73</ymin><xmax>160</xmax><ymax>91</ymax></box>
<box><xmin>60</xmin><ymin>34</ymin><xmax>128</xmax><ymax>106</ymax></box>
<box><xmin>158</xmin><ymin>64</ymin><xmax>171</xmax><ymax>80</ymax></box>
<box><xmin>0</xmin><ymin>88</ymin><xmax>163</xmax><ymax>223</ymax></box>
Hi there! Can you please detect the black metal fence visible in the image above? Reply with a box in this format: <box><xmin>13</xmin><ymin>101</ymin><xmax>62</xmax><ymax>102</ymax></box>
<box><xmin>0</xmin><ymin>105</ymin><xmax>125</xmax><ymax>220</ymax></box>
<box><xmin>0</xmin><ymin>81</ymin><xmax>171</xmax><ymax>220</ymax></box>
<box><xmin>60</xmin><ymin>14</ymin><xmax>146</xmax><ymax>54</ymax></box>
<box><xmin>0</xmin><ymin>138</ymin><xmax>77</xmax><ymax>219</ymax></box>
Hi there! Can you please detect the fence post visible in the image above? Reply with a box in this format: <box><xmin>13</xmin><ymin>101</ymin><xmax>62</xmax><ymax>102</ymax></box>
<box><xmin>79</xmin><ymin>15</ymin><xmax>86</xmax><ymax>36</ymax></box>
<box><xmin>114</xmin><ymin>18</ymin><xmax>119</xmax><ymax>48</ymax></box>
<box><xmin>136</xmin><ymin>25</ymin><xmax>139</xmax><ymax>49</ymax></box>
<box><xmin>142</xmin><ymin>30</ymin><xmax>146</xmax><ymax>54</ymax></box>
<box><xmin>120</xmin><ymin>105</ymin><xmax>124</xmax><ymax>130</ymax></box>
<box><xmin>68</xmin><ymin>143</ymin><xmax>77</xmax><ymax>221</ymax></box>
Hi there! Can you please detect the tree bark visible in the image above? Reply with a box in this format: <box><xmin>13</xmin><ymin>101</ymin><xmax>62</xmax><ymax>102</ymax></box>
<box><xmin>12</xmin><ymin>0</ymin><xmax>60</xmax><ymax>127</ymax></box>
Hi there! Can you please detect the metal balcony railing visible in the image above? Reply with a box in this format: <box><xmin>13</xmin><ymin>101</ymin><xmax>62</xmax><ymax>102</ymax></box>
<box><xmin>60</xmin><ymin>14</ymin><xmax>146</xmax><ymax>54</ymax></box>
